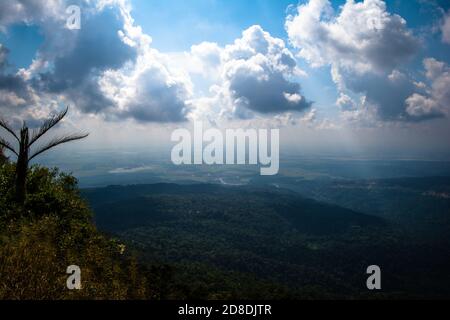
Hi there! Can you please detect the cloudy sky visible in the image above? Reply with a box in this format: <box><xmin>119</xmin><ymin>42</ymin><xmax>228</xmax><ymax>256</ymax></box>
<box><xmin>1</xmin><ymin>0</ymin><xmax>450</xmax><ymax>159</ymax></box>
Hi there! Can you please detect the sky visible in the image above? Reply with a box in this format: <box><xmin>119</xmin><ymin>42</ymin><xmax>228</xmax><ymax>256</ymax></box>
<box><xmin>1</xmin><ymin>0</ymin><xmax>450</xmax><ymax>160</ymax></box>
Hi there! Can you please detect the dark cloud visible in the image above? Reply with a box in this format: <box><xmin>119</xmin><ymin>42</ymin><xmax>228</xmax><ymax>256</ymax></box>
<box><xmin>0</xmin><ymin>44</ymin><xmax>8</xmax><ymax>69</ymax></box>
<box><xmin>229</xmin><ymin>66</ymin><xmax>312</xmax><ymax>115</ymax></box>
<box><xmin>344</xmin><ymin>70</ymin><xmax>433</xmax><ymax>121</ymax></box>
<box><xmin>342</xmin><ymin>65</ymin><xmax>446</xmax><ymax>122</ymax></box>
<box><xmin>34</xmin><ymin>7</ymin><xmax>137</xmax><ymax>113</ymax></box>
<box><xmin>0</xmin><ymin>44</ymin><xmax>34</xmax><ymax>109</ymax></box>
<box><xmin>0</xmin><ymin>74</ymin><xmax>29</xmax><ymax>98</ymax></box>
<box><xmin>220</xmin><ymin>25</ymin><xmax>312</xmax><ymax>118</ymax></box>
<box><xmin>64</xmin><ymin>78</ymin><xmax>116</xmax><ymax>114</ymax></box>
<box><xmin>113</xmin><ymin>66</ymin><xmax>190</xmax><ymax>123</ymax></box>
<box><xmin>286</xmin><ymin>0</ymin><xmax>441</xmax><ymax>123</ymax></box>
<box><xmin>1</xmin><ymin>1</ymin><xmax>191</xmax><ymax>124</ymax></box>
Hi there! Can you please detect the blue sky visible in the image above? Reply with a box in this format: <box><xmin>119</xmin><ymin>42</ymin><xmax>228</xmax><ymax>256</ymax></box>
<box><xmin>3</xmin><ymin>1</ymin><xmax>449</xmax><ymax>73</ymax></box>
<box><xmin>128</xmin><ymin>0</ymin><xmax>450</xmax><ymax>122</ymax></box>
<box><xmin>0</xmin><ymin>24</ymin><xmax>43</xmax><ymax>69</ymax></box>
<box><xmin>1</xmin><ymin>0</ymin><xmax>450</xmax><ymax>158</ymax></box>
<box><xmin>2</xmin><ymin>1</ymin><xmax>446</xmax><ymax>107</ymax></box>
<box><xmin>130</xmin><ymin>0</ymin><xmax>299</xmax><ymax>51</ymax></box>
<box><xmin>130</xmin><ymin>0</ymin><xmax>445</xmax><ymax>51</ymax></box>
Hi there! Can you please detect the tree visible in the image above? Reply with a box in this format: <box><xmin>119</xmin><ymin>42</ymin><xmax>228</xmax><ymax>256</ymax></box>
<box><xmin>0</xmin><ymin>146</ymin><xmax>6</xmax><ymax>163</ymax></box>
<box><xmin>0</xmin><ymin>165</ymin><xmax>149</xmax><ymax>299</ymax></box>
<box><xmin>0</xmin><ymin>107</ymin><xmax>88</xmax><ymax>204</ymax></box>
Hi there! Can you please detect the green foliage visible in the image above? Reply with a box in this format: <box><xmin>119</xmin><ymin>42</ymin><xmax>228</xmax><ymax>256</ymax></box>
<box><xmin>0</xmin><ymin>163</ymin><xmax>151</xmax><ymax>300</ymax></box>
<box><xmin>84</xmin><ymin>183</ymin><xmax>450</xmax><ymax>299</ymax></box>
<box><xmin>1</xmin><ymin>107</ymin><xmax>88</xmax><ymax>204</ymax></box>
<box><xmin>2</xmin><ymin>161</ymin><xmax>449</xmax><ymax>299</ymax></box>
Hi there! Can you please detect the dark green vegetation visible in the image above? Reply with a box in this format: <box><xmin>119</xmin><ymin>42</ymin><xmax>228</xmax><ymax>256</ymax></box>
<box><xmin>0</xmin><ymin>162</ymin><xmax>165</xmax><ymax>299</ymax></box>
<box><xmin>251</xmin><ymin>175</ymin><xmax>450</xmax><ymax>237</ymax></box>
<box><xmin>83</xmin><ymin>182</ymin><xmax>450</xmax><ymax>299</ymax></box>
<box><xmin>2</xmin><ymin>142</ymin><xmax>450</xmax><ymax>299</ymax></box>
<box><xmin>0</xmin><ymin>107</ymin><xmax>88</xmax><ymax>204</ymax></box>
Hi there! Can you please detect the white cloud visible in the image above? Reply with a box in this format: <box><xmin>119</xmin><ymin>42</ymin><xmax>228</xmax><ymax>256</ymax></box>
<box><xmin>406</xmin><ymin>93</ymin><xmax>440</xmax><ymax>119</ymax></box>
<box><xmin>354</xmin><ymin>58</ymin><xmax>450</xmax><ymax>122</ymax></box>
<box><xmin>190</xmin><ymin>42</ymin><xmax>222</xmax><ymax>76</ymax></box>
<box><xmin>286</xmin><ymin>0</ymin><xmax>419</xmax><ymax>73</ymax></box>
<box><xmin>285</xmin><ymin>0</ymin><xmax>440</xmax><ymax>123</ymax></box>
<box><xmin>99</xmin><ymin>49</ymin><xmax>192</xmax><ymax>122</ymax></box>
<box><xmin>442</xmin><ymin>10</ymin><xmax>450</xmax><ymax>44</ymax></box>
<box><xmin>0</xmin><ymin>44</ymin><xmax>41</xmax><ymax>115</ymax></box>
<box><xmin>336</xmin><ymin>93</ymin><xmax>356</xmax><ymax>111</ymax></box>
<box><xmin>0</xmin><ymin>0</ymin><xmax>65</xmax><ymax>32</ymax></box>
<box><xmin>1</xmin><ymin>2</ymin><xmax>312</xmax><ymax>127</ymax></box>
<box><xmin>0</xmin><ymin>90</ymin><xmax>27</xmax><ymax>108</ymax></box>
<box><xmin>410</xmin><ymin>58</ymin><xmax>450</xmax><ymax>118</ymax></box>
<box><xmin>95</xmin><ymin>5</ymin><xmax>193</xmax><ymax>123</ymax></box>
<box><xmin>189</xmin><ymin>25</ymin><xmax>311</xmax><ymax>121</ymax></box>
<box><xmin>0</xmin><ymin>0</ymin><xmax>193</xmax><ymax>123</ymax></box>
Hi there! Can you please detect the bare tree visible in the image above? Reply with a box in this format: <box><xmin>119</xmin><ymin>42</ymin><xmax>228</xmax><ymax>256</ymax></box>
<box><xmin>0</xmin><ymin>107</ymin><xmax>88</xmax><ymax>204</ymax></box>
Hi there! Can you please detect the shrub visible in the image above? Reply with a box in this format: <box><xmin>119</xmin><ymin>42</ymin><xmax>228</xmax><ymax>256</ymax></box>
<box><xmin>0</xmin><ymin>164</ymin><xmax>148</xmax><ymax>300</ymax></box>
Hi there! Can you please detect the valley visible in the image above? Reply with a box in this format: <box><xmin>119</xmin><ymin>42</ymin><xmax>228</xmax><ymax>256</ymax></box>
<box><xmin>82</xmin><ymin>179</ymin><xmax>450</xmax><ymax>299</ymax></box>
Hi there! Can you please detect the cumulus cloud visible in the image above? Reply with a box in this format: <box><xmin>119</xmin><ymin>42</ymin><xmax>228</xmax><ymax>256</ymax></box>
<box><xmin>424</xmin><ymin>58</ymin><xmax>450</xmax><ymax>108</ymax></box>
<box><xmin>0</xmin><ymin>0</ymin><xmax>192</xmax><ymax>123</ymax></box>
<box><xmin>189</xmin><ymin>25</ymin><xmax>311</xmax><ymax>121</ymax></box>
<box><xmin>95</xmin><ymin>2</ymin><xmax>192</xmax><ymax>123</ymax></box>
<box><xmin>0</xmin><ymin>0</ymin><xmax>65</xmax><ymax>31</ymax></box>
<box><xmin>0</xmin><ymin>44</ymin><xmax>37</xmax><ymax>111</ymax></box>
<box><xmin>286</xmin><ymin>0</ymin><xmax>419</xmax><ymax>73</ymax></box>
<box><xmin>99</xmin><ymin>50</ymin><xmax>192</xmax><ymax>122</ymax></box>
<box><xmin>34</xmin><ymin>7</ymin><xmax>137</xmax><ymax>113</ymax></box>
<box><xmin>336</xmin><ymin>93</ymin><xmax>356</xmax><ymax>111</ymax></box>
<box><xmin>405</xmin><ymin>58</ymin><xmax>450</xmax><ymax>120</ymax></box>
<box><xmin>1</xmin><ymin>1</ymin><xmax>311</xmax><ymax>125</ymax></box>
<box><xmin>224</xmin><ymin>26</ymin><xmax>311</xmax><ymax>117</ymax></box>
<box><xmin>342</xmin><ymin>68</ymin><xmax>435</xmax><ymax>121</ymax></box>
<box><xmin>285</xmin><ymin>0</ymin><xmax>438</xmax><ymax>123</ymax></box>
<box><xmin>0</xmin><ymin>1</ymin><xmax>136</xmax><ymax>120</ymax></box>
<box><xmin>405</xmin><ymin>94</ymin><xmax>441</xmax><ymax>119</ymax></box>
<box><xmin>189</xmin><ymin>42</ymin><xmax>222</xmax><ymax>78</ymax></box>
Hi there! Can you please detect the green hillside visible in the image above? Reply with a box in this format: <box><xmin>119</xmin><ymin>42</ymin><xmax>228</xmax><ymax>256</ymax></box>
<box><xmin>82</xmin><ymin>183</ymin><xmax>450</xmax><ymax>299</ymax></box>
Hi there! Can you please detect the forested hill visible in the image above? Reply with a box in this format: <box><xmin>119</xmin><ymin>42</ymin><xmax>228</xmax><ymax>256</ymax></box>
<box><xmin>80</xmin><ymin>183</ymin><xmax>401</xmax><ymax>299</ymax></box>
<box><xmin>81</xmin><ymin>182</ymin><xmax>450</xmax><ymax>299</ymax></box>
<box><xmin>82</xmin><ymin>183</ymin><xmax>385</xmax><ymax>235</ymax></box>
